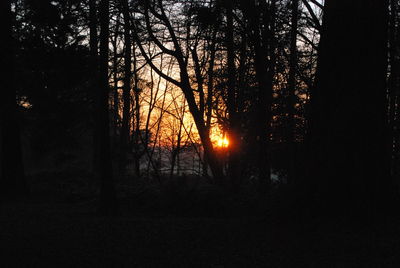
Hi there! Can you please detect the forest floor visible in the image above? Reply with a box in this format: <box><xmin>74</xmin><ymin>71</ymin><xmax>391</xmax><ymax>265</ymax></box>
<box><xmin>1</xmin><ymin>173</ymin><xmax>400</xmax><ymax>267</ymax></box>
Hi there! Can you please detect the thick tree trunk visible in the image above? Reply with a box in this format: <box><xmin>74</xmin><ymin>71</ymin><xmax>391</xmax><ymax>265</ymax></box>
<box><xmin>175</xmin><ymin>41</ymin><xmax>223</xmax><ymax>183</ymax></box>
<box><xmin>180</xmin><ymin>76</ymin><xmax>224</xmax><ymax>182</ymax></box>
<box><xmin>97</xmin><ymin>0</ymin><xmax>116</xmax><ymax>215</ymax></box>
<box><xmin>0</xmin><ymin>0</ymin><xmax>28</xmax><ymax>199</ymax></box>
<box><xmin>309</xmin><ymin>0</ymin><xmax>391</xmax><ymax>213</ymax></box>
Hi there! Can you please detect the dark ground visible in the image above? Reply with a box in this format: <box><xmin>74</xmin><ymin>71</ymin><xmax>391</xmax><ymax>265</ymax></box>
<box><xmin>1</xmin><ymin>174</ymin><xmax>400</xmax><ymax>267</ymax></box>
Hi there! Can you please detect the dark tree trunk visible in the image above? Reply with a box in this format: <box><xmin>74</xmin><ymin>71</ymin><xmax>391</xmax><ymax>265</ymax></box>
<box><xmin>111</xmin><ymin>17</ymin><xmax>120</xmax><ymax>148</ymax></box>
<box><xmin>245</xmin><ymin>0</ymin><xmax>276</xmax><ymax>193</ymax></box>
<box><xmin>133</xmin><ymin>48</ymin><xmax>141</xmax><ymax>178</ymax></box>
<box><xmin>133</xmin><ymin>2</ymin><xmax>223</xmax><ymax>182</ymax></box>
<box><xmin>226</xmin><ymin>1</ymin><xmax>241</xmax><ymax>190</ymax></box>
<box><xmin>180</xmin><ymin>75</ymin><xmax>224</xmax><ymax>182</ymax></box>
<box><xmin>89</xmin><ymin>0</ymin><xmax>100</xmax><ymax>177</ymax></box>
<box><xmin>97</xmin><ymin>0</ymin><xmax>117</xmax><ymax>215</ymax></box>
<box><xmin>170</xmin><ymin>121</ymin><xmax>183</xmax><ymax>179</ymax></box>
<box><xmin>203</xmin><ymin>19</ymin><xmax>218</xmax><ymax>178</ymax></box>
<box><xmin>309</xmin><ymin>0</ymin><xmax>391</xmax><ymax>213</ymax></box>
<box><xmin>0</xmin><ymin>0</ymin><xmax>28</xmax><ymax>200</ymax></box>
<box><xmin>263</xmin><ymin>0</ymin><xmax>277</xmax><ymax>193</ymax></box>
<box><xmin>175</xmin><ymin>41</ymin><xmax>224</xmax><ymax>183</ymax></box>
<box><xmin>389</xmin><ymin>0</ymin><xmax>400</xmax><ymax>189</ymax></box>
<box><xmin>119</xmin><ymin>0</ymin><xmax>132</xmax><ymax>176</ymax></box>
<box><xmin>286</xmin><ymin>0</ymin><xmax>299</xmax><ymax>184</ymax></box>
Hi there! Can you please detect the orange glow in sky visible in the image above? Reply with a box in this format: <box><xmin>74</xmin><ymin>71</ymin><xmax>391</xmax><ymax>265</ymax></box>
<box><xmin>216</xmin><ymin>136</ymin><xmax>229</xmax><ymax>148</ymax></box>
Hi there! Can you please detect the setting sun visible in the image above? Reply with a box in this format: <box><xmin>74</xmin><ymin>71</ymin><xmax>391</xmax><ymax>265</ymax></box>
<box><xmin>217</xmin><ymin>137</ymin><xmax>229</xmax><ymax>148</ymax></box>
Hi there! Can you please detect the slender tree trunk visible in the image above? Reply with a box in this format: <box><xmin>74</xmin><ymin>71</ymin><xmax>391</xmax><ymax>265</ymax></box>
<box><xmin>389</xmin><ymin>0</ymin><xmax>400</xmax><ymax>189</ymax></box>
<box><xmin>111</xmin><ymin>17</ymin><xmax>121</xmax><ymax>151</ymax></box>
<box><xmin>133</xmin><ymin>2</ymin><xmax>223</xmax><ymax>182</ymax></box>
<box><xmin>286</xmin><ymin>0</ymin><xmax>299</xmax><ymax>184</ymax></box>
<box><xmin>246</xmin><ymin>0</ymin><xmax>275</xmax><ymax>193</ymax></box>
<box><xmin>89</xmin><ymin>0</ymin><xmax>100</xmax><ymax>177</ymax></box>
<box><xmin>133</xmin><ymin>46</ymin><xmax>141</xmax><ymax>178</ymax></box>
<box><xmin>119</xmin><ymin>0</ymin><xmax>132</xmax><ymax>176</ymax></box>
<box><xmin>203</xmin><ymin>27</ymin><xmax>218</xmax><ymax>178</ymax></box>
<box><xmin>0</xmin><ymin>0</ymin><xmax>28</xmax><ymax>200</ymax></box>
<box><xmin>97</xmin><ymin>0</ymin><xmax>116</xmax><ymax>215</ymax></box>
<box><xmin>226</xmin><ymin>1</ymin><xmax>241</xmax><ymax>190</ymax></box>
<box><xmin>112</xmin><ymin>17</ymin><xmax>120</xmax><ymax>148</ymax></box>
<box><xmin>236</xmin><ymin>19</ymin><xmax>248</xmax><ymax>181</ymax></box>
<box><xmin>170</xmin><ymin>120</ymin><xmax>183</xmax><ymax>179</ymax></box>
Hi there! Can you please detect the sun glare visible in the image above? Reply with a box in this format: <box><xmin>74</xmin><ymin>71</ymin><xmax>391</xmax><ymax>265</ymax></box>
<box><xmin>217</xmin><ymin>137</ymin><xmax>229</xmax><ymax>148</ymax></box>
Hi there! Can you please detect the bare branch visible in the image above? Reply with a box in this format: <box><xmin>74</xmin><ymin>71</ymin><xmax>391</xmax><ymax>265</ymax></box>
<box><xmin>308</xmin><ymin>0</ymin><xmax>324</xmax><ymax>10</ymax></box>
<box><xmin>302</xmin><ymin>0</ymin><xmax>322</xmax><ymax>32</ymax></box>
<box><xmin>132</xmin><ymin>20</ymin><xmax>181</xmax><ymax>87</ymax></box>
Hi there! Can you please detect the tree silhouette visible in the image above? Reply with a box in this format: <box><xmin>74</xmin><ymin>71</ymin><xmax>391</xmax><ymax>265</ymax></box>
<box><xmin>97</xmin><ymin>0</ymin><xmax>116</xmax><ymax>215</ymax></box>
<box><xmin>309</xmin><ymin>0</ymin><xmax>392</xmax><ymax>212</ymax></box>
<box><xmin>119</xmin><ymin>0</ymin><xmax>133</xmax><ymax>176</ymax></box>
<box><xmin>0</xmin><ymin>0</ymin><xmax>28</xmax><ymax>200</ymax></box>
